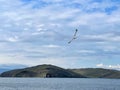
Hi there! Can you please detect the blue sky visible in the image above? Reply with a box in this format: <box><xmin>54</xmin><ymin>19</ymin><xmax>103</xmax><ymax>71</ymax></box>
<box><xmin>0</xmin><ymin>0</ymin><xmax>120</xmax><ymax>70</ymax></box>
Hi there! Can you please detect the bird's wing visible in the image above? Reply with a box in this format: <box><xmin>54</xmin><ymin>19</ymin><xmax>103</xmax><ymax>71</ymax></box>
<box><xmin>68</xmin><ymin>38</ymin><xmax>74</xmax><ymax>44</ymax></box>
<box><xmin>73</xmin><ymin>29</ymin><xmax>78</xmax><ymax>37</ymax></box>
<box><xmin>68</xmin><ymin>29</ymin><xmax>78</xmax><ymax>44</ymax></box>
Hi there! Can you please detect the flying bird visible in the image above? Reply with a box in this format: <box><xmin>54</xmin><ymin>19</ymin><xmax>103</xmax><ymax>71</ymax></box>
<box><xmin>68</xmin><ymin>29</ymin><xmax>78</xmax><ymax>44</ymax></box>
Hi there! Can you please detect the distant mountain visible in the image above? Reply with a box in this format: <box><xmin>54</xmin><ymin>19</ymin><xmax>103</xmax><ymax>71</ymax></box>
<box><xmin>0</xmin><ymin>64</ymin><xmax>26</xmax><ymax>73</ymax></box>
<box><xmin>0</xmin><ymin>69</ymin><xmax>10</xmax><ymax>74</ymax></box>
<box><xmin>0</xmin><ymin>64</ymin><xmax>85</xmax><ymax>78</ymax></box>
<box><xmin>0</xmin><ymin>65</ymin><xmax>120</xmax><ymax>78</ymax></box>
<box><xmin>70</xmin><ymin>68</ymin><xmax>120</xmax><ymax>79</ymax></box>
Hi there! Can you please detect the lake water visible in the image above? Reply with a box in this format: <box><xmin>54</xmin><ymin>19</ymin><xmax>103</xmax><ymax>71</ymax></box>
<box><xmin>0</xmin><ymin>78</ymin><xmax>119</xmax><ymax>90</ymax></box>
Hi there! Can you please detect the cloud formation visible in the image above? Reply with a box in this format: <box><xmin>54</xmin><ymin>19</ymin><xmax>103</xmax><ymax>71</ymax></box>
<box><xmin>0</xmin><ymin>0</ymin><xmax>120</xmax><ymax>68</ymax></box>
<box><xmin>96</xmin><ymin>63</ymin><xmax>120</xmax><ymax>70</ymax></box>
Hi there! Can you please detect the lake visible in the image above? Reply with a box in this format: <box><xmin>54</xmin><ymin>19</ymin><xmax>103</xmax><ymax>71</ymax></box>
<box><xmin>0</xmin><ymin>78</ymin><xmax>119</xmax><ymax>90</ymax></box>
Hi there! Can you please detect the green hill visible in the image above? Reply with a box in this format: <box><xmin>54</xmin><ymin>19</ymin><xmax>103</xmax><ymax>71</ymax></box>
<box><xmin>0</xmin><ymin>64</ymin><xmax>85</xmax><ymax>78</ymax></box>
<box><xmin>0</xmin><ymin>65</ymin><xmax>120</xmax><ymax>78</ymax></box>
<box><xmin>70</xmin><ymin>68</ymin><xmax>120</xmax><ymax>79</ymax></box>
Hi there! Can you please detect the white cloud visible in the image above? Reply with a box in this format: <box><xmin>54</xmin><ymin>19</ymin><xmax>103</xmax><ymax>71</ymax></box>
<box><xmin>77</xmin><ymin>50</ymin><xmax>96</xmax><ymax>54</ymax></box>
<box><xmin>96</xmin><ymin>63</ymin><xmax>120</xmax><ymax>70</ymax></box>
<box><xmin>42</xmin><ymin>44</ymin><xmax>61</xmax><ymax>48</ymax></box>
<box><xmin>102</xmin><ymin>46</ymin><xmax>118</xmax><ymax>52</ymax></box>
<box><xmin>0</xmin><ymin>53</ymin><xmax>80</xmax><ymax>68</ymax></box>
<box><xmin>96</xmin><ymin>63</ymin><xmax>104</xmax><ymax>67</ymax></box>
<box><xmin>6</xmin><ymin>36</ymin><xmax>19</xmax><ymax>42</ymax></box>
<box><xmin>81</xmin><ymin>33</ymin><xmax>120</xmax><ymax>42</ymax></box>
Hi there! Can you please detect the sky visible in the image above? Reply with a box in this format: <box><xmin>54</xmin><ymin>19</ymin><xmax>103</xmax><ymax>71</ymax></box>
<box><xmin>0</xmin><ymin>0</ymin><xmax>120</xmax><ymax>70</ymax></box>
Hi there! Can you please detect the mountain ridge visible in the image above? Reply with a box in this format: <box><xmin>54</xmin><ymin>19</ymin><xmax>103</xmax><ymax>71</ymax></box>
<box><xmin>70</xmin><ymin>68</ymin><xmax>120</xmax><ymax>79</ymax></box>
<box><xmin>0</xmin><ymin>64</ymin><xmax>85</xmax><ymax>78</ymax></box>
<box><xmin>0</xmin><ymin>64</ymin><xmax>120</xmax><ymax>78</ymax></box>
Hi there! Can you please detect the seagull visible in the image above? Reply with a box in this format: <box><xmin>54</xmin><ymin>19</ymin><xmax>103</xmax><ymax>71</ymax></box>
<box><xmin>68</xmin><ymin>29</ymin><xmax>78</xmax><ymax>44</ymax></box>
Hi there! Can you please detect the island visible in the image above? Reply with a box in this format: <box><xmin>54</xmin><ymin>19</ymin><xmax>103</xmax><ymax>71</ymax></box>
<box><xmin>0</xmin><ymin>64</ymin><xmax>120</xmax><ymax>79</ymax></box>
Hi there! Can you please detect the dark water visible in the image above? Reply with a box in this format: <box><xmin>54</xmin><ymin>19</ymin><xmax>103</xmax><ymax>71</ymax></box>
<box><xmin>0</xmin><ymin>78</ymin><xmax>119</xmax><ymax>90</ymax></box>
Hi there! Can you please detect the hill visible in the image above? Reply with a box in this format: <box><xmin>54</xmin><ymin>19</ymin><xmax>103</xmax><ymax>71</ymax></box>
<box><xmin>0</xmin><ymin>64</ymin><xmax>85</xmax><ymax>78</ymax></box>
<box><xmin>70</xmin><ymin>68</ymin><xmax>120</xmax><ymax>79</ymax></box>
<box><xmin>0</xmin><ymin>65</ymin><xmax>120</xmax><ymax>78</ymax></box>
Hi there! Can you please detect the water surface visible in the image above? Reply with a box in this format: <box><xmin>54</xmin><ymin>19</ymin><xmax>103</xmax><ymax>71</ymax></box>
<box><xmin>0</xmin><ymin>78</ymin><xmax>119</xmax><ymax>90</ymax></box>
